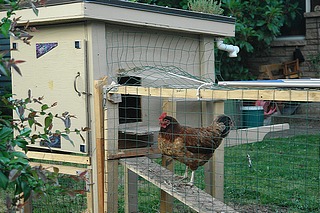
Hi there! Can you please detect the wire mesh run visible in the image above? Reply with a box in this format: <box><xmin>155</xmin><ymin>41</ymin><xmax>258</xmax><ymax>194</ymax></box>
<box><xmin>102</xmin><ymin>26</ymin><xmax>320</xmax><ymax>212</ymax></box>
<box><xmin>104</xmin><ymin>86</ymin><xmax>320</xmax><ymax>212</ymax></box>
<box><xmin>105</xmin><ymin>27</ymin><xmax>216</xmax><ymax>90</ymax></box>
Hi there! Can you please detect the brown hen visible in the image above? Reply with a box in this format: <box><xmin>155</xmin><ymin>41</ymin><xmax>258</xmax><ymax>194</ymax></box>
<box><xmin>158</xmin><ymin>112</ymin><xmax>232</xmax><ymax>185</ymax></box>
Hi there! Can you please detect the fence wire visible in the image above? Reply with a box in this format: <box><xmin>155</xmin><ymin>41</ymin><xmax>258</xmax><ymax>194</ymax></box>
<box><xmin>102</xmin><ymin>29</ymin><xmax>320</xmax><ymax>212</ymax></box>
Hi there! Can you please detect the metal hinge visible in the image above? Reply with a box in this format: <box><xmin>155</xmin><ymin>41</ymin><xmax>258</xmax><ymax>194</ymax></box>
<box><xmin>103</xmin><ymin>81</ymin><xmax>122</xmax><ymax>107</ymax></box>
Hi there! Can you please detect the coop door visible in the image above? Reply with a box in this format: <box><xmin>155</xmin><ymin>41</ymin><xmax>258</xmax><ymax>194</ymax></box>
<box><xmin>11</xmin><ymin>38</ymin><xmax>89</xmax><ymax>153</ymax></box>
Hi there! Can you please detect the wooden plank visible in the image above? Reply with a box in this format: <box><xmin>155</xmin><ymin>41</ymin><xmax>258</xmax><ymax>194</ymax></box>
<box><xmin>112</xmin><ymin>86</ymin><xmax>320</xmax><ymax>102</ymax></box>
<box><xmin>29</xmin><ymin>162</ymin><xmax>87</xmax><ymax>176</ymax></box>
<box><xmin>22</xmin><ymin>196</ymin><xmax>32</xmax><ymax>213</ymax></box>
<box><xmin>104</xmin><ymin>96</ymin><xmax>119</xmax><ymax>213</ymax></box>
<box><xmin>211</xmin><ymin>101</ymin><xmax>225</xmax><ymax>201</ymax></box>
<box><xmin>124</xmin><ymin>166</ymin><xmax>138</xmax><ymax>213</ymax></box>
<box><xmin>225</xmin><ymin>123</ymin><xmax>290</xmax><ymax>147</ymax></box>
<box><xmin>26</xmin><ymin>151</ymin><xmax>90</xmax><ymax>165</ymax></box>
<box><xmin>118</xmin><ymin>125</ymin><xmax>159</xmax><ymax>135</ymax></box>
<box><xmin>108</xmin><ymin>147</ymin><xmax>161</xmax><ymax>160</ymax></box>
<box><xmin>120</xmin><ymin>157</ymin><xmax>238</xmax><ymax>213</ymax></box>
<box><xmin>160</xmin><ymin>100</ymin><xmax>176</xmax><ymax>213</ymax></box>
<box><xmin>94</xmin><ymin>79</ymin><xmax>107</xmax><ymax>213</ymax></box>
<box><xmin>17</xmin><ymin>194</ymin><xmax>32</xmax><ymax>213</ymax></box>
<box><xmin>160</xmin><ymin>155</ymin><xmax>174</xmax><ymax>213</ymax></box>
<box><xmin>201</xmin><ymin>101</ymin><xmax>214</xmax><ymax>197</ymax></box>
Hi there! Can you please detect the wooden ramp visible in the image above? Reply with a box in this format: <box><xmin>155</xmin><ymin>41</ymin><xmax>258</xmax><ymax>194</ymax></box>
<box><xmin>225</xmin><ymin>123</ymin><xmax>290</xmax><ymax>147</ymax></box>
<box><xmin>120</xmin><ymin>157</ymin><xmax>238</xmax><ymax>213</ymax></box>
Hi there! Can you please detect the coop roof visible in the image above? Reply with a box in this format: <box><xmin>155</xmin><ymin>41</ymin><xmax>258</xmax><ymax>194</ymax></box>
<box><xmin>7</xmin><ymin>0</ymin><xmax>235</xmax><ymax>36</ymax></box>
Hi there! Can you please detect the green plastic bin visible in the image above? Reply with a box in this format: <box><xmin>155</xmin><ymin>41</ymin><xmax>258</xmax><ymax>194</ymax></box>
<box><xmin>241</xmin><ymin>106</ymin><xmax>264</xmax><ymax>128</ymax></box>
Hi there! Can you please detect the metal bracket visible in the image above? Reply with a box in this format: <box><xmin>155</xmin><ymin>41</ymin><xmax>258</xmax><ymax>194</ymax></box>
<box><xmin>103</xmin><ymin>82</ymin><xmax>122</xmax><ymax>107</ymax></box>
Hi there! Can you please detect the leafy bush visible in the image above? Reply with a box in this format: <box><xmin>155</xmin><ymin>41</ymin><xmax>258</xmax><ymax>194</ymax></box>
<box><xmin>0</xmin><ymin>90</ymin><xmax>87</xmax><ymax>211</ymax></box>
<box><xmin>133</xmin><ymin>0</ymin><xmax>300</xmax><ymax>80</ymax></box>
<box><xmin>188</xmin><ymin>0</ymin><xmax>224</xmax><ymax>15</ymax></box>
<box><xmin>219</xmin><ymin>0</ymin><xmax>300</xmax><ymax>80</ymax></box>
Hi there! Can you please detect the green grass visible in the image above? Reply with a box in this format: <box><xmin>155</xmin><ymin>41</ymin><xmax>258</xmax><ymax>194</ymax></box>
<box><xmin>31</xmin><ymin>176</ymin><xmax>87</xmax><ymax>213</ymax></box>
<box><xmin>225</xmin><ymin>134</ymin><xmax>320</xmax><ymax>212</ymax></box>
<box><xmin>2</xmin><ymin>134</ymin><xmax>320</xmax><ymax>212</ymax></box>
<box><xmin>117</xmin><ymin>134</ymin><xmax>320</xmax><ymax>212</ymax></box>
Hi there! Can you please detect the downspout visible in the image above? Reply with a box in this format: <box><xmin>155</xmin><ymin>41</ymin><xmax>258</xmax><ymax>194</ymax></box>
<box><xmin>216</xmin><ymin>39</ymin><xmax>240</xmax><ymax>57</ymax></box>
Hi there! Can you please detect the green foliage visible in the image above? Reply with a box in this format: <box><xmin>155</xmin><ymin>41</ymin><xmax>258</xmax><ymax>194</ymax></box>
<box><xmin>0</xmin><ymin>1</ymin><xmax>38</xmax><ymax>78</ymax></box>
<box><xmin>135</xmin><ymin>0</ymin><xmax>189</xmax><ymax>10</ymax></box>
<box><xmin>188</xmin><ymin>0</ymin><xmax>224</xmax><ymax>15</ymax></box>
<box><xmin>218</xmin><ymin>0</ymin><xmax>300</xmax><ymax>80</ymax></box>
<box><xmin>0</xmin><ymin>91</ymin><xmax>87</xmax><ymax>211</ymax></box>
<box><xmin>0</xmin><ymin>1</ymin><xmax>89</xmax><ymax>211</ymax></box>
<box><xmin>130</xmin><ymin>0</ymin><xmax>300</xmax><ymax>80</ymax></box>
<box><xmin>307</xmin><ymin>52</ymin><xmax>320</xmax><ymax>78</ymax></box>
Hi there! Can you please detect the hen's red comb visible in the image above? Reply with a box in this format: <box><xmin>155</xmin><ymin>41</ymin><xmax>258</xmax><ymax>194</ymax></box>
<box><xmin>159</xmin><ymin>112</ymin><xmax>167</xmax><ymax>119</ymax></box>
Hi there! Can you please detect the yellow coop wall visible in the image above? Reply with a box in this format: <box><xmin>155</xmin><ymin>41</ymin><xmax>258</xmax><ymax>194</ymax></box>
<box><xmin>11</xmin><ymin>23</ymin><xmax>89</xmax><ymax>153</ymax></box>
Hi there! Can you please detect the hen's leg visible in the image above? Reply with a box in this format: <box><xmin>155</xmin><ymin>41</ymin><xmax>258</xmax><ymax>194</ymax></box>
<box><xmin>189</xmin><ymin>171</ymin><xmax>195</xmax><ymax>185</ymax></box>
<box><xmin>183</xmin><ymin>166</ymin><xmax>188</xmax><ymax>179</ymax></box>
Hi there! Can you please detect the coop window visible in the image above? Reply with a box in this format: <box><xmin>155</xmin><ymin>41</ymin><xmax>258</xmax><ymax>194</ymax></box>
<box><xmin>118</xmin><ymin>76</ymin><xmax>142</xmax><ymax>124</ymax></box>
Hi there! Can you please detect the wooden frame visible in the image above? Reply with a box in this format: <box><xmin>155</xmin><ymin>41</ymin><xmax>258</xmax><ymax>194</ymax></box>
<box><xmin>258</xmin><ymin>63</ymin><xmax>283</xmax><ymax>80</ymax></box>
<box><xmin>283</xmin><ymin>59</ymin><xmax>301</xmax><ymax>79</ymax></box>
<box><xmin>111</xmin><ymin>86</ymin><xmax>320</xmax><ymax>102</ymax></box>
<box><xmin>94</xmin><ymin>79</ymin><xmax>107</xmax><ymax>213</ymax></box>
<box><xmin>259</xmin><ymin>59</ymin><xmax>301</xmax><ymax>80</ymax></box>
<box><xmin>106</xmin><ymin>84</ymin><xmax>320</xmax><ymax>212</ymax></box>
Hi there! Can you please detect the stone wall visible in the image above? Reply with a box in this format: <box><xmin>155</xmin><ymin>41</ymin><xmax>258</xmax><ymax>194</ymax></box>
<box><xmin>304</xmin><ymin>12</ymin><xmax>320</xmax><ymax>77</ymax></box>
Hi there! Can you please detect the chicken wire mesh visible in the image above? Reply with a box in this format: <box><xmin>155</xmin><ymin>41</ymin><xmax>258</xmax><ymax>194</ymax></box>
<box><xmin>104</xmin><ymin>26</ymin><xmax>216</xmax><ymax>89</ymax></box>
<box><xmin>0</xmin><ymin>159</ymin><xmax>88</xmax><ymax>213</ymax></box>
<box><xmin>109</xmin><ymin>92</ymin><xmax>320</xmax><ymax>213</ymax></box>
<box><xmin>31</xmin><ymin>173</ymin><xmax>88</xmax><ymax>213</ymax></box>
<box><xmin>101</xmin><ymin>27</ymin><xmax>320</xmax><ymax>212</ymax></box>
<box><xmin>109</xmin><ymin>95</ymin><xmax>236</xmax><ymax>213</ymax></box>
<box><xmin>224</xmin><ymin>99</ymin><xmax>320</xmax><ymax>213</ymax></box>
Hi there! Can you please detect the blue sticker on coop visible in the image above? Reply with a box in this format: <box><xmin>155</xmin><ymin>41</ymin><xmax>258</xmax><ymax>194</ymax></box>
<box><xmin>36</xmin><ymin>42</ymin><xmax>58</xmax><ymax>58</ymax></box>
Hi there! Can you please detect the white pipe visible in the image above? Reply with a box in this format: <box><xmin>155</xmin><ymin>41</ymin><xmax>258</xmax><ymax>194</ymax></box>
<box><xmin>216</xmin><ymin>40</ymin><xmax>240</xmax><ymax>57</ymax></box>
<box><xmin>196</xmin><ymin>82</ymin><xmax>213</xmax><ymax>100</ymax></box>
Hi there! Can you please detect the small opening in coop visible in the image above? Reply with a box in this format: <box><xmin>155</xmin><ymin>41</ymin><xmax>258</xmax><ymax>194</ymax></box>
<box><xmin>12</xmin><ymin>42</ymin><xmax>17</xmax><ymax>50</ymax></box>
<box><xmin>118</xmin><ymin>76</ymin><xmax>142</xmax><ymax>124</ymax></box>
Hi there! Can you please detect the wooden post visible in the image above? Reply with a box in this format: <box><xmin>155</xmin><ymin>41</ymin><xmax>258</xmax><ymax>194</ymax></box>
<box><xmin>160</xmin><ymin>100</ymin><xmax>176</xmax><ymax>213</ymax></box>
<box><xmin>124</xmin><ymin>167</ymin><xmax>138</xmax><ymax>213</ymax></box>
<box><xmin>104</xmin><ymin>91</ymin><xmax>119</xmax><ymax>212</ymax></box>
<box><xmin>94</xmin><ymin>79</ymin><xmax>107</xmax><ymax>212</ymax></box>
<box><xmin>204</xmin><ymin>100</ymin><xmax>225</xmax><ymax>201</ymax></box>
<box><xmin>23</xmin><ymin>197</ymin><xmax>32</xmax><ymax>213</ymax></box>
<box><xmin>199</xmin><ymin>35</ymin><xmax>223</xmax><ymax>200</ymax></box>
<box><xmin>18</xmin><ymin>195</ymin><xmax>32</xmax><ymax>213</ymax></box>
<box><xmin>202</xmin><ymin>101</ymin><xmax>214</xmax><ymax>195</ymax></box>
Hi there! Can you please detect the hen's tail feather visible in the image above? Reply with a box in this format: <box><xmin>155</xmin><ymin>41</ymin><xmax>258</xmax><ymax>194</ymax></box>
<box><xmin>216</xmin><ymin>115</ymin><xmax>232</xmax><ymax>138</ymax></box>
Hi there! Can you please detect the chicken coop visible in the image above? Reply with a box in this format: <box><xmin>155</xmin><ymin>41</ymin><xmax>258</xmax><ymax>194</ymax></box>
<box><xmin>5</xmin><ymin>0</ymin><xmax>320</xmax><ymax>213</ymax></box>
<box><xmin>6</xmin><ymin>0</ymin><xmax>240</xmax><ymax>212</ymax></box>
